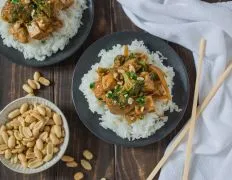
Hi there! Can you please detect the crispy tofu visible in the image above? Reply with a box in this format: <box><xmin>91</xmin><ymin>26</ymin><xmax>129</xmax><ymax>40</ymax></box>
<box><xmin>144</xmin><ymin>74</ymin><xmax>155</xmax><ymax>92</ymax></box>
<box><xmin>144</xmin><ymin>96</ymin><xmax>155</xmax><ymax>112</ymax></box>
<box><xmin>102</xmin><ymin>73</ymin><xmax>117</xmax><ymax>91</ymax></box>
<box><xmin>35</xmin><ymin>15</ymin><xmax>52</xmax><ymax>31</ymax></box>
<box><xmin>9</xmin><ymin>22</ymin><xmax>28</xmax><ymax>43</ymax></box>
<box><xmin>1</xmin><ymin>2</ymin><xmax>18</xmax><ymax>22</ymax></box>
<box><xmin>93</xmin><ymin>81</ymin><xmax>105</xmax><ymax>99</ymax></box>
<box><xmin>140</xmin><ymin>72</ymin><xmax>155</xmax><ymax>92</ymax></box>
<box><xmin>26</xmin><ymin>21</ymin><xmax>45</xmax><ymax>40</ymax></box>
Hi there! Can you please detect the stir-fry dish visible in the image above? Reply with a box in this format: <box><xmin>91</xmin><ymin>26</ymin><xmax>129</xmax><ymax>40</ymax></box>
<box><xmin>1</xmin><ymin>0</ymin><xmax>74</xmax><ymax>43</ymax></box>
<box><xmin>90</xmin><ymin>46</ymin><xmax>171</xmax><ymax>123</ymax></box>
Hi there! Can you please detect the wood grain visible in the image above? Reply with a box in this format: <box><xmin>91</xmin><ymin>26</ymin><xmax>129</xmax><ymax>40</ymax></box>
<box><xmin>0</xmin><ymin>0</ymin><xmax>224</xmax><ymax>179</ymax></box>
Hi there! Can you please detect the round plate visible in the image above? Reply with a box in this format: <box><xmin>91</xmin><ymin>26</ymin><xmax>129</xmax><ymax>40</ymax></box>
<box><xmin>72</xmin><ymin>31</ymin><xmax>190</xmax><ymax>147</ymax></box>
<box><xmin>0</xmin><ymin>0</ymin><xmax>94</xmax><ymax>67</ymax></box>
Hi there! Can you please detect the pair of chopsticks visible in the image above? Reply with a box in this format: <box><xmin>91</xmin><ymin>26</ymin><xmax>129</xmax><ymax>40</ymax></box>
<box><xmin>147</xmin><ymin>39</ymin><xmax>232</xmax><ymax>180</ymax></box>
<box><xmin>182</xmin><ymin>39</ymin><xmax>206</xmax><ymax>180</ymax></box>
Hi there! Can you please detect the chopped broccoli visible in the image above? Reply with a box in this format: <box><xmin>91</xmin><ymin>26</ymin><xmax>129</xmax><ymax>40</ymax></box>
<box><xmin>11</xmin><ymin>0</ymin><xmax>19</xmax><ymax>4</ymax></box>
<box><xmin>126</xmin><ymin>71</ymin><xmax>137</xmax><ymax>80</ymax></box>
<box><xmin>150</xmin><ymin>73</ymin><xmax>159</xmax><ymax>81</ymax></box>
<box><xmin>89</xmin><ymin>82</ymin><xmax>95</xmax><ymax>89</ymax></box>
<box><xmin>128</xmin><ymin>80</ymin><xmax>144</xmax><ymax>96</ymax></box>
<box><xmin>136</xmin><ymin>96</ymin><xmax>145</xmax><ymax>106</ymax></box>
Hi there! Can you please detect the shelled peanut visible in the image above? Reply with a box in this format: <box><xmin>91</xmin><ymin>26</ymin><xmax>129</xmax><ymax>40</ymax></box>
<box><xmin>22</xmin><ymin>71</ymin><xmax>51</xmax><ymax>96</ymax></box>
<box><xmin>61</xmin><ymin>149</ymin><xmax>96</xmax><ymax>180</ymax></box>
<box><xmin>0</xmin><ymin>103</ymin><xmax>65</xmax><ymax>169</ymax></box>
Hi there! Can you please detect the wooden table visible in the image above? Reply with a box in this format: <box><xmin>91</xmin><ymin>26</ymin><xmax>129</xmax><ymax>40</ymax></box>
<box><xmin>0</xmin><ymin>0</ymin><xmax>225</xmax><ymax>179</ymax></box>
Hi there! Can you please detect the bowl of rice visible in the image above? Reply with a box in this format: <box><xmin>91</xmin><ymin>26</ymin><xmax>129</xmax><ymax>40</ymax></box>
<box><xmin>0</xmin><ymin>0</ymin><xmax>94</xmax><ymax>67</ymax></box>
<box><xmin>72</xmin><ymin>31</ymin><xmax>189</xmax><ymax>147</ymax></box>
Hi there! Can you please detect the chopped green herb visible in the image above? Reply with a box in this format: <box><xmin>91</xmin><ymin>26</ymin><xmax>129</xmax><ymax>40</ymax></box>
<box><xmin>150</xmin><ymin>73</ymin><xmax>159</xmax><ymax>81</ymax></box>
<box><xmin>106</xmin><ymin>91</ymin><xmax>112</xmax><ymax>98</ymax></box>
<box><xmin>128</xmin><ymin>80</ymin><xmax>144</xmax><ymax>96</ymax></box>
<box><xmin>136</xmin><ymin>96</ymin><xmax>145</xmax><ymax>106</ymax></box>
<box><xmin>89</xmin><ymin>82</ymin><xmax>95</xmax><ymax>89</ymax></box>
<box><xmin>138</xmin><ymin>60</ymin><xmax>146</xmax><ymax>66</ymax></box>
<box><xmin>98</xmin><ymin>98</ymin><xmax>103</xmax><ymax>101</ymax></box>
<box><xmin>114</xmin><ymin>55</ymin><xmax>126</xmax><ymax>65</ymax></box>
<box><xmin>127</xmin><ymin>53</ymin><xmax>135</xmax><ymax>60</ymax></box>
<box><xmin>126</xmin><ymin>72</ymin><xmax>137</xmax><ymax>80</ymax></box>
<box><xmin>11</xmin><ymin>0</ymin><xmax>19</xmax><ymax>4</ymax></box>
<box><xmin>97</xmin><ymin>67</ymin><xmax>109</xmax><ymax>74</ymax></box>
<box><xmin>41</xmin><ymin>40</ymin><xmax>46</xmax><ymax>44</ymax></box>
<box><xmin>106</xmin><ymin>90</ymin><xmax>118</xmax><ymax>101</ymax></box>
<box><xmin>114</xmin><ymin>85</ymin><xmax>121</xmax><ymax>92</ymax></box>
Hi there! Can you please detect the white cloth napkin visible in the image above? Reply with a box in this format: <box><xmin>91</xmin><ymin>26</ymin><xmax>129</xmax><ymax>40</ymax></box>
<box><xmin>117</xmin><ymin>0</ymin><xmax>232</xmax><ymax>179</ymax></box>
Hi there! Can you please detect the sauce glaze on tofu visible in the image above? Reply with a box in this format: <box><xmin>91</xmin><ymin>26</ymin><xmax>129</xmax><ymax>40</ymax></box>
<box><xmin>1</xmin><ymin>0</ymin><xmax>74</xmax><ymax>43</ymax></box>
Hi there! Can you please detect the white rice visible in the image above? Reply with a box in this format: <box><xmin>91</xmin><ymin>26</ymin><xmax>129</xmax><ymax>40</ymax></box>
<box><xmin>79</xmin><ymin>40</ymin><xmax>181</xmax><ymax>140</ymax></box>
<box><xmin>0</xmin><ymin>0</ymin><xmax>87</xmax><ymax>61</ymax></box>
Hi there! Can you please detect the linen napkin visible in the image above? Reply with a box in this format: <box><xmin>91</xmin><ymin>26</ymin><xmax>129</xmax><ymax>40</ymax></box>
<box><xmin>117</xmin><ymin>0</ymin><xmax>232</xmax><ymax>179</ymax></box>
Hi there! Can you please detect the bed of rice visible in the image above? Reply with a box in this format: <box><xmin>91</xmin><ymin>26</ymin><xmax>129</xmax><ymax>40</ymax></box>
<box><xmin>0</xmin><ymin>0</ymin><xmax>87</xmax><ymax>61</ymax></box>
<box><xmin>79</xmin><ymin>40</ymin><xmax>181</xmax><ymax>140</ymax></box>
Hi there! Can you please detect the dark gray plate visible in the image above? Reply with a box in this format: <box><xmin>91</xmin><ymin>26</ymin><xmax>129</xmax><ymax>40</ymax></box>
<box><xmin>72</xmin><ymin>31</ymin><xmax>190</xmax><ymax>147</ymax></box>
<box><xmin>0</xmin><ymin>0</ymin><xmax>94</xmax><ymax>67</ymax></box>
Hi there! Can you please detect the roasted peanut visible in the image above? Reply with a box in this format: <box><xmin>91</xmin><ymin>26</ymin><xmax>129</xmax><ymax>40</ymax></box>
<box><xmin>45</xmin><ymin>107</ymin><xmax>52</xmax><ymax>118</ymax></box>
<box><xmin>61</xmin><ymin>155</ymin><xmax>74</xmax><ymax>162</ymax></box>
<box><xmin>49</xmin><ymin>133</ymin><xmax>59</xmax><ymax>145</ymax></box>
<box><xmin>8</xmin><ymin>109</ymin><xmax>20</xmax><ymax>119</ymax></box>
<box><xmin>22</xmin><ymin>127</ymin><xmax>32</xmax><ymax>138</ymax></box>
<box><xmin>66</xmin><ymin>161</ymin><xmax>78</xmax><ymax>168</ymax></box>
<box><xmin>53</xmin><ymin>125</ymin><xmax>62</xmax><ymax>138</ymax></box>
<box><xmin>8</xmin><ymin>136</ymin><xmax>16</xmax><ymax>149</ymax></box>
<box><xmin>0</xmin><ymin>144</ymin><xmax>8</xmax><ymax>151</ymax></box>
<box><xmin>1</xmin><ymin>131</ymin><xmax>9</xmax><ymax>144</ymax></box>
<box><xmin>5</xmin><ymin>149</ymin><xmax>12</xmax><ymax>159</ymax></box>
<box><xmin>80</xmin><ymin>159</ymin><xmax>92</xmax><ymax>171</ymax></box>
<box><xmin>34</xmin><ymin>80</ymin><xmax>41</xmax><ymax>89</ymax></box>
<box><xmin>22</xmin><ymin>84</ymin><xmax>33</xmax><ymax>94</ymax></box>
<box><xmin>33</xmin><ymin>71</ymin><xmax>41</xmax><ymax>81</ymax></box>
<box><xmin>43</xmin><ymin>154</ymin><xmax>53</xmax><ymax>162</ymax></box>
<box><xmin>74</xmin><ymin>172</ymin><xmax>84</xmax><ymax>180</ymax></box>
<box><xmin>36</xmin><ymin>139</ymin><xmax>43</xmax><ymax>150</ymax></box>
<box><xmin>38</xmin><ymin>77</ymin><xmax>50</xmax><ymax>86</ymax></box>
<box><xmin>28</xmin><ymin>159</ymin><xmax>43</xmax><ymax>168</ymax></box>
<box><xmin>27</xmin><ymin>79</ymin><xmax>37</xmax><ymax>90</ymax></box>
<box><xmin>53</xmin><ymin>113</ymin><xmax>62</xmax><ymax>125</ymax></box>
<box><xmin>0</xmin><ymin>125</ymin><xmax>6</xmax><ymax>133</ymax></box>
<box><xmin>37</xmin><ymin>106</ymin><xmax>46</xmax><ymax>116</ymax></box>
<box><xmin>18</xmin><ymin>153</ymin><xmax>26</xmax><ymax>162</ymax></box>
<box><xmin>34</xmin><ymin>148</ymin><xmax>43</xmax><ymax>159</ymax></box>
<box><xmin>83</xmin><ymin>150</ymin><xmax>93</xmax><ymax>160</ymax></box>
<box><xmin>46</xmin><ymin>142</ymin><xmax>53</xmax><ymax>155</ymax></box>
<box><xmin>20</xmin><ymin>103</ymin><xmax>28</xmax><ymax>114</ymax></box>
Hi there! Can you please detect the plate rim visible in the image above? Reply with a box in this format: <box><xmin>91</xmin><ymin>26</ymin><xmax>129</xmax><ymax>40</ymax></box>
<box><xmin>72</xmin><ymin>31</ymin><xmax>190</xmax><ymax>147</ymax></box>
<box><xmin>0</xmin><ymin>0</ymin><xmax>94</xmax><ymax>67</ymax></box>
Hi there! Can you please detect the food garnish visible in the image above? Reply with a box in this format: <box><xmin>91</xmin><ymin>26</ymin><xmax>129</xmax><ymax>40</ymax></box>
<box><xmin>1</xmin><ymin>0</ymin><xmax>74</xmax><ymax>43</ymax></box>
<box><xmin>90</xmin><ymin>46</ymin><xmax>171</xmax><ymax>123</ymax></box>
<box><xmin>22</xmin><ymin>71</ymin><xmax>51</xmax><ymax>96</ymax></box>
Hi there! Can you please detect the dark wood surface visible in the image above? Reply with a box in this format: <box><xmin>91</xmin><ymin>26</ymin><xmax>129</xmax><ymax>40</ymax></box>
<box><xmin>0</xmin><ymin>0</ymin><xmax>224</xmax><ymax>179</ymax></box>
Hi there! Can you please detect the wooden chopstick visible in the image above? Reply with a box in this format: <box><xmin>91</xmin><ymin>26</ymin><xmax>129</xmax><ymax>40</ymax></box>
<box><xmin>182</xmin><ymin>39</ymin><xmax>206</xmax><ymax>180</ymax></box>
<box><xmin>146</xmin><ymin>61</ymin><xmax>232</xmax><ymax>179</ymax></box>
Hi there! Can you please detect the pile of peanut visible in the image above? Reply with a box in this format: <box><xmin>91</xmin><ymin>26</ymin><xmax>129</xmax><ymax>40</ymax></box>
<box><xmin>23</xmin><ymin>71</ymin><xmax>51</xmax><ymax>96</ymax></box>
<box><xmin>0</xmin><ymin>102</ymin><xmax>65</xmax><ymax>168</ymax></box>
<box><xmin>61</xmin><ymin>150</ymin><xmax>106</xmax><ymax>180</ymax></box>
